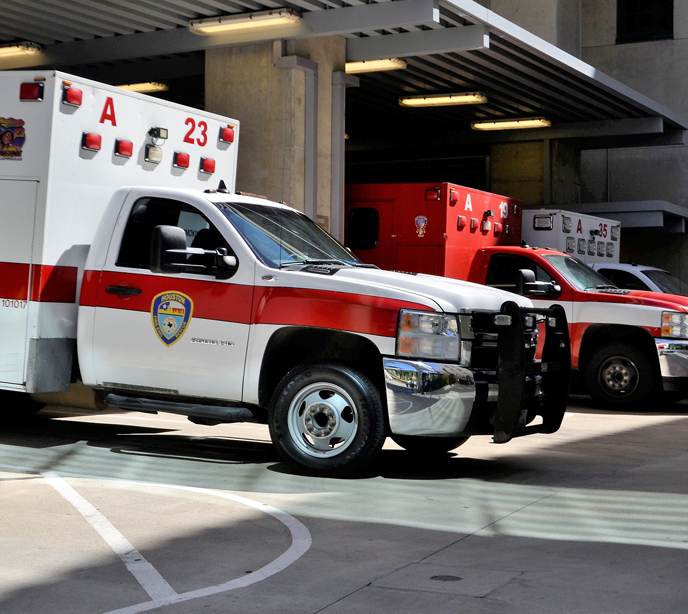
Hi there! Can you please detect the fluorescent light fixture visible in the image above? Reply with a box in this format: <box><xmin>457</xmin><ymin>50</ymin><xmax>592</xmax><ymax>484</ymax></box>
<box><xmin>471</xmin><ymin>117</ymin><xmax>552</xmax><ymax>131</ymax></box>
<box><xmin>345</xmin><ymin>58</ymin><xmax>407</xmax><ymax>74</ymax></box>
<box><xmin>117</xmin><ymin>82</ymin><xmax>169</xmax><ymax>93</ymax></box>
<box><xmin>0</xmin><ymin>42</ymin><xmax>41</xmax><ymax>59</ymax></box>
<box><xmin>399</xmin><ymin>91</ymin><xmax>488</xmax><ymax>107</ymax></box>
<box><xmin>188</xmin><ymin>9</ymin><xmax>301</xmax><ymax>34</ymax></box>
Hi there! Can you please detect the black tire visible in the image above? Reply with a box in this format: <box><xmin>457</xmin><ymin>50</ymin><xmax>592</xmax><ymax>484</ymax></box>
<box><xmin>584</xmin><ymin>342</ymin><xmax>654</xmax><ymax>407</ymax></box>
<box><xmin>391</xmin><ymin>434</ymin><xmax>469</xmax><ymax>455</ymax></box>
<box><xmin>269</xmin><ymin>364</ymin><xmax>386</xmax><ymax>477</ymax></box>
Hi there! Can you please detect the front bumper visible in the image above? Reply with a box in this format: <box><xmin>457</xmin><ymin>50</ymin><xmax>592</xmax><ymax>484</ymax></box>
<box><xmin>384</xmin><ymin>302</ymin><xmax>571</xmax><ymax>442</ymax></box>
<box><xmin>656</xmin><ymin>338</ymin><xmax>688</xmax><ymax>391</ymax></box>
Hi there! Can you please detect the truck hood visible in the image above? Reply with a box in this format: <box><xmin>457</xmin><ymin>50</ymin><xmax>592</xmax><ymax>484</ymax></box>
<box><xmin>318</xmin><ymin>267</ymin><xmax>534</xmax><ymax>313</ymax></box>
<box><xmin>622</xmin><ymin>290</ymin><xmax>688</xmax><ymax>312</ymax></box>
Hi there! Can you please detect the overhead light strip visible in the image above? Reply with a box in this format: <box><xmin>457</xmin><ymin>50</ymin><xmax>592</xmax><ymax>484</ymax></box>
<box><xmin>471</xmin><ymin>117</ymin><xmax>552</xmax><ymax>131</ymax></box>
<box><xmin>188</xmin><ymin>9</ymin><xmax>302</xmax><ymax>34</ymax></box>
<box><xmin>399</xmin><ymin>91</ymin><xmax>488</xmax><ymax>107</ymax></box>
<box><xmin>117</xmin><ymin>82</ymin><xmax>169</xmax><ymax>93</ymax></box>
<box><xmin>0</xmin><ymin>42</ymin><xmax>42</xmax><ymax>59</ymax></box>
<box><xmin>345</xmin><ymin>58</ymin><xmax>407</xmax><ymax>74</ymax></box>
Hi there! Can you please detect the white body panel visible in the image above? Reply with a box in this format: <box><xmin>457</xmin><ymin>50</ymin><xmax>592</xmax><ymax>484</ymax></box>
<box><xmin>522</xmin><ymin>209</ymin><xmax>620</xmax><ymax>265</ymax></box>
<box><xmin>0</xmin><ymin>71</ymin><xmax>240</xmax><ymax>392</ymax></box>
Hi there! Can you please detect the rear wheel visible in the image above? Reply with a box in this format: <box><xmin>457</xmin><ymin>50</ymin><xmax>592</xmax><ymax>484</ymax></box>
<box><xmin>391</xmin><ymin>435</ymin><xmax>469</xmax><ymax>455</ymax></box>
<box><xmin>584</xmin><ymin>342</ymin><xmax>654</xmax><ymax>407</ymax></box>
<box><xmin>269</xmin><ymin>364</ymin><xmax>385</xmax><ymax>477</ymax></box>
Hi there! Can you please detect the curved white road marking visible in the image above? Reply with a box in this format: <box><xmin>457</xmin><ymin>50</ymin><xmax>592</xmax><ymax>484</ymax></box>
<box><xmin>102</xmin><ymin>482</ymin><xmax>313</xmax><ymax>614</ymax></box>
<box><xmin>20</xmin><ymin>470</ymin><xmax>312</xmax><ymax>614</ymax></box>
<box><xmin>42</xmin><ymin>472</ymin><xmax>177</xmax><ymax>601</ymax></box>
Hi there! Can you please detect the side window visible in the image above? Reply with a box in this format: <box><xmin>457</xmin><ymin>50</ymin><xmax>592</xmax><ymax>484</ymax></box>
<box><xmin>617</xmin><ymin>0</ymin><xmax>673</xmax><ymax>44</ymax></box>
<box><xmin>598</xmin><ymin>268</ymin><xmax>651</xmax><ymax>291</ymax></box>
<box><xmin>116</xmin><ymin>198</ymin><xmax>231</xmax><ymax>275</ymax></box>
<box><xmin>347</xmin><ymin>207</ymin><xmax>379</xmax><ymax>250</ymax></box>
<box><xmin>485</xmin><ymin>254</ymin><xmax>555</xmax><ymax>295</ymax></box>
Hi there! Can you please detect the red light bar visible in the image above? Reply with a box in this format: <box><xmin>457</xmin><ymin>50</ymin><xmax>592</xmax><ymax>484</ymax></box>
<box><xmin>219</xmin><ymin>125</ymin><xmax>235</xmax><ymax>143</ymax></box>
<box><xmin>81</xmin><ymin>132</ymin><xmax>102</xmax><ymax>152</ymax></box>
<box><xmin>20</xmin><ymin>81</ymin><xmax>44</xmax><ymax>101</ymax></box>
<box><xmin>114</xmin><ymin>139</ymin><xmax>133</xmax><ymax>158</ymax></box>
<box><xmin>62</xmin><ymin>86</ymin><xmax>82</xmax><ymax>107</ymax></box>
<box><xmin>424</xmin><ymin>188</ymin><xmax>441</xmax><ymax>201</ymax></box>
<box><xmin>200</xmin><ymin>157</ymin><xmax>216</xmax><ymax>174</ymax></box>
<box><xmin>174</xmin><ymin>151</ymin><xmax>190</xmax><ymax>168</ymax></box>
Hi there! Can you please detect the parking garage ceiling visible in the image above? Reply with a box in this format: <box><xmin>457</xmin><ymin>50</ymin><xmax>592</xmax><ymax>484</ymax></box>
<box><xmin>1</xmin><ymin>0</ymin><xmax>687</xmax><ymax>150</ymax></box>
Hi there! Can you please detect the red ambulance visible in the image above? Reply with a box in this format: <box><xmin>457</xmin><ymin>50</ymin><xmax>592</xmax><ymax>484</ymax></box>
<box><xmin>346</xmin><ymin>182</ymin><xmax>688</xmax><ymax>407</ymax></box>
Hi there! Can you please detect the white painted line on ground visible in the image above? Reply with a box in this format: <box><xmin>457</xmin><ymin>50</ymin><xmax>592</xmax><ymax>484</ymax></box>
<box><xmin>2</xmin><ymin>465</ymin><xmax>312</xmax><ymax>614</ymax></box>
<box><xmin>102</xmin><ymin>482</ymin><xmax>313</xmax><ymax>614</ymax></box>
<box><xmin>42</xmin><ymin>471</ymin><xmax>177</xmax><ymax>601</ymax></box>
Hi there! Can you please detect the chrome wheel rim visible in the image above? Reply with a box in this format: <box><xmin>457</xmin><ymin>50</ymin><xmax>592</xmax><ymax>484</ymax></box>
<box><xmin>287</xmin><ymin>382</ymin><xmax>358</xmax><ymax>458</ymax></box>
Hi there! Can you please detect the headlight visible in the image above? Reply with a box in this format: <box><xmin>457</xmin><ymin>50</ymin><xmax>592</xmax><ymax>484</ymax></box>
<box><xmin>397</xmin><ymin>310</ymin><xmax>460</xmax><ymax>361</ymax></box>
<box><xmin>661</xmin><ymin>311</ymin><xmax>688</xmax><ymax>338</ymax></box>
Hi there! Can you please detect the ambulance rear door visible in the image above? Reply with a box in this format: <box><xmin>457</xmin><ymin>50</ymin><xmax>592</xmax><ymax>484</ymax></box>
<box><xmin>0</xmin><ymin>179</ymin><xmax>37</xmax><ymax>387</ymax></box>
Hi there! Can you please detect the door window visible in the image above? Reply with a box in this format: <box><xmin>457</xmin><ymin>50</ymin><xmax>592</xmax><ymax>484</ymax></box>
<box><xmin>116</xmin><ymin>197</ymin><xmax>232</xmax><ymax>275</ymax></box>
<box><xmin>485</xmin><ymin>253</ymin><xmax>555</xmax><ymax>295</ymax></box>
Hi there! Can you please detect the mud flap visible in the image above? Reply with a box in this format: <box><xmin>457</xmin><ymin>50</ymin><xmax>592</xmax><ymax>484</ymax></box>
<box><xmin>539</xmin><ymin>303</ymin><xmax>571</xmax><ymax>433</ymax></box>
<box><xmin>493</xmin><ymin>301</ymin><xmax>525</xmax><ymax>443</ymax></box>
<box><xmin>492</xmin><ymin>301</ymin><xmax>571</xmax><ymax>443</ymax></box>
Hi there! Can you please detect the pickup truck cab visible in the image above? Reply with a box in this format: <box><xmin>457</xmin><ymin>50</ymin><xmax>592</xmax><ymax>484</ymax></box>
<box><xmin>73</xmin><ymin>187</ymin><xmax>570</xmax><ymax>475</ymax></box>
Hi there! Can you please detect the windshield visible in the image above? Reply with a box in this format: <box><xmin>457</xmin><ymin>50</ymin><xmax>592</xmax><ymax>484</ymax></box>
<box><xmin>218</xmin><ymin>201</ymin><xmax>361</xmax><ymax>268</ymax></box>
<box><xmin>542</xmin><ymin>254</ymin><xmax>618</xmax><ymax>291</ymax></box>
<box><xmin>645</xmin><ymin>269</ymin><xmax>688</xmax><ymax>296</ymax></box>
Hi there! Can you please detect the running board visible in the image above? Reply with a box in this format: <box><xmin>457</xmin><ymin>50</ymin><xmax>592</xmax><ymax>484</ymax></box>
<box><xmin>104</xmin><ymin>394</ymin><xmax>257</xmax><ymax>424</ymax></box>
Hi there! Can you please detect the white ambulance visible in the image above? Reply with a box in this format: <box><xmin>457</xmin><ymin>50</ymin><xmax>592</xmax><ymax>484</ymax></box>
<box><xmin>521</xmin><ymin>209</ymin><xmax>620</xmax><ymax>265</ymax></box>
<box><xmin>0</xmin><ymin>72</ymin><xmax>571</xmax><ymax>476</ymax></box>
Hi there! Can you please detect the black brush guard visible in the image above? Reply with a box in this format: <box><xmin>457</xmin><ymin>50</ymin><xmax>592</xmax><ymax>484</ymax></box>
<box><xmin>475</xmin><ymin>301</ymin><xmax>571</xmax><ymax>443</ymax></box>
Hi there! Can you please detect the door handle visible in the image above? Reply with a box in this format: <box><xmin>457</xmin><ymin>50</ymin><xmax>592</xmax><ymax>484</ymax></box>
<box><xmin>106</xmin><ymin>285</ymin><xmax>142</xmax><ymax>296</ymax></box>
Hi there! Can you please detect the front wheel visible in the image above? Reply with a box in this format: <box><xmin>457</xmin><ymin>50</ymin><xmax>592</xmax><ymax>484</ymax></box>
<box><xmin>584</xmin><ymin>342</ymin><xmax>654</xmax><ymax>407</ymax></box>
<box><xmin>269</xmin><ymin>364</ymin><xmax>386</xmax><ymax>477</ymax></box>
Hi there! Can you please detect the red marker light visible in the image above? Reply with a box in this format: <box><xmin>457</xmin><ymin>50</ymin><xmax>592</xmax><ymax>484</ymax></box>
<box><xmin>513</xmin><ymin>204</ymin><xmax>522</xmax><ymax>216</ymax></box>
<box><xmin>449</xmin><ymin>190</ymin><xmax>459</xmax><ymax>205</ymax></box>
<box><xmin>494</xmin><ymin>222</ymin><xmax>503</xmax><ymax>235</ymax></box>
<box><xmin>114</xmin><ymin>139</ymin><xmax>133</xmax><ymax>158</ymax></box>
<box><xmin>457</xmin><ymin>215</ymin><xmax>467</xmax><ymax>229</ymax></box>
<box><xmin>174</xmin><ymin>151</ymin><xmax>190</xmax><ymax>168</ymax></box>
<box><xmin>200</xmin><ymin>157</ymin><xmax>215</xmax><ymax>174</ymax></box>
<box><xmin>20</xmin><ymin>82</ymin><xmax>44</xmax><ymax>101</ymax></box>
<box><xmin>62</xmin><ymin>86</ymin><xmax>83</xmax><ymax>107</ymax></box>
<box><xmin>219</xmin><ymin>126</ymin><xmax>235</xmax><ymax>143</ymax></box>
<box><xmin>81</xmin><ymin>132</ymin><xmax>102</xmax><ymax>151</ymax></box>
<box><xmin>424</xmin><ymin>188</ymin><xmax>441</xmax><ymax>201</ymax></box>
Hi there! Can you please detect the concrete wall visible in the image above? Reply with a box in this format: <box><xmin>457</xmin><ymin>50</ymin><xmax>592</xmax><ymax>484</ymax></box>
<box><xmin>491</xmin><ymin>142</ymin><xmax>544</xmax><ymax>205</ymax></box>
<box><xmin>488</xmin><ymin>0</ymin><xmax>581</xmax><ymax>56</ymax></box>
<box><xmin>205</xmin><ymin>37</ymin><xmax>345</xmax><ymax>230</ymax></box>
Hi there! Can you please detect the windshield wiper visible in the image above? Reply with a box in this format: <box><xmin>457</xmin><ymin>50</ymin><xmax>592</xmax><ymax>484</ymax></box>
<box><xmin>279</xmin><ymin>259</ymin><xmax>350</xmax><ymax>268</ymax></box>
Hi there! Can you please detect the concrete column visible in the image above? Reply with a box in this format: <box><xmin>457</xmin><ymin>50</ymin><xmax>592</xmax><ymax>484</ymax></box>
<box><xmin>205</xmin><ymin>36</ymin><xmax>346</xmax><ymax>230</ymax></box>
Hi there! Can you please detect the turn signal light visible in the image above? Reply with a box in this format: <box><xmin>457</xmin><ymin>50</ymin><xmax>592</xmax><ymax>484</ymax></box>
<box><xmin>114</xmin><ymin>139</ymin><xmax>133</xmax><ymax>158</ymax></box>
<box><xmin>174</xmin><ymin>151</ymin><xmax>190</xmax><ymax>168</ymax></box>
<box><xmin>62</xmin><ymin>86</ymin><xmax>83</xmax><ymax>107</ymax></box>
<box><xmin>219</xmin><ymin>126</ymin><xmax>235</xmax><ymax>143</ymax></box>
<box><xmin>81</xmin><ymin>132</ymin><xmax>102</xmax><ymax>151</ymax></box>
<box><xmin>200</xmin><ymin>157</ymin><xmax>216</xmax><ymax>174</ymax></box>
<box><xmin>20</xmin><ymin>81</ymin><xmax>44</xmax><ymax>101</ymax></box>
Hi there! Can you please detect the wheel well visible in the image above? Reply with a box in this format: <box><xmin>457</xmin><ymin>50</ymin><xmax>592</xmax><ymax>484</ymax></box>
<box><xmin>579</xmin><ymin>324</ymin><xmax>660</xmax><ymax>381</ymax></box>
<box><xmin>258</xmin><ymin>327</ymin><xmax>387</xmax><ymax>410</ymax></box>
